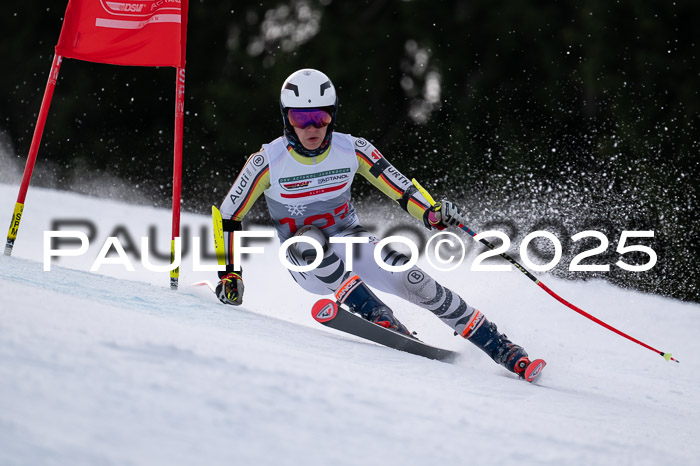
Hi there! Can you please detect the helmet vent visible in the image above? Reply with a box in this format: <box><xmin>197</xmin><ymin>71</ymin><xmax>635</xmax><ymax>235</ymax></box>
<box><xmin>284</xmin><ymin>82</ymin><xmax>299</xmax><ymax>97</ymax></box>
<box><xmin>320</xmin><ymin>81</ymin><xmax>332</xmax><ymax>96</ymax></box>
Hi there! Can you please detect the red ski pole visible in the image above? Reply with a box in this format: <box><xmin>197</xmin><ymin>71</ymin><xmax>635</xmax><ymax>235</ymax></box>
<box><xmin>412</xmin><ymin>179</ymin><xmax>679</xmax><ymax>363</ymax></box>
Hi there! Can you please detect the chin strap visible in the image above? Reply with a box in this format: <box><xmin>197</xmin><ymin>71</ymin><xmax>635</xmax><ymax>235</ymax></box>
<box><xmin>284</xmin><ymin>126</ymin><xmax>333</xmax><ymax>157</ymax></box>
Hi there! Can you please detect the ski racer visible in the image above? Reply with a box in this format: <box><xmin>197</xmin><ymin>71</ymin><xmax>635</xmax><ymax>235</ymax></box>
<box><xmin>216</xmin><ymin>68</ymin><xmax>536</xmax><ymax>378</ymax></box>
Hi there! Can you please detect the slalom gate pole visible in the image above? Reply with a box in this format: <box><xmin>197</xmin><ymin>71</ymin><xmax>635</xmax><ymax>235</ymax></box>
<box><xmin>170</xmin><ymin>67</ymin><xmax>186</xmax><ymax>290</ymax></box>
<box><xmin>412</xmin><ymin>179</ymin><xmax>679</xmax><ymax>363</ymax></box>
<box><xmin>4</xmin><ymin>54</ymin><xmax>63</xmax><ymax>256</ymax></box>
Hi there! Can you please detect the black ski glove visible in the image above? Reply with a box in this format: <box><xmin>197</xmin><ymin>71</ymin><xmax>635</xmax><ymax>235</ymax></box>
<box><xmin>216</xmin><ymin>272</ymin><xmax>244</xmax><ymax>305</ymax></box>
<box><xmin>423</xmin><ymin>200</ymin><xmax>466</xmax><ymax>231</ymax></box>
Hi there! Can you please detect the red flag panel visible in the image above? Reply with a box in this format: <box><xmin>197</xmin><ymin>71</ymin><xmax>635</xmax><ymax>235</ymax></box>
<box><xmin>56</xmin><ymin>0</ymin><xmax>188</xmax><ymax>67</ymax></box>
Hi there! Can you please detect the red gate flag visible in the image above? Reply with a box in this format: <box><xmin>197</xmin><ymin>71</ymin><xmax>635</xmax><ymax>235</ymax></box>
<box><xmin>56</xmin><ymin>0</ymin><xmax>188</xmax><ymax>67</ymax></box>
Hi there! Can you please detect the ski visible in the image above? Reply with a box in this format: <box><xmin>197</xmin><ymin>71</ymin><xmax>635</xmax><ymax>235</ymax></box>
<box><xmin>523</xmin><ymin>358</ymin><xmax>546</xmax><ymax>383</ymax></box>
<box><xmin>311</xmin><ymin>298</ymin><xmax>458</xmax><ymax>362</ymax></box>
<box><xmin>192</xmin><ymin>280</ymin><xmax>217</xmax><ymax>293</ymax></box>
<box><xmin>195</xmin><ymin>283</ymin><xmax>545</xmax><ymax>382</ymax></box>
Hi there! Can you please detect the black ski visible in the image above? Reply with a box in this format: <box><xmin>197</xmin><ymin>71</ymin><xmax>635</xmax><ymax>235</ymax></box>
<box><xmin>194</xmin><ymin>282</ymin><xmax>545</xmax><ymax>380</ymax></box>
<box><xmin>311</xmin><ymin>299</ymin><xmax>458</xmax><ymax>362</ymax></box>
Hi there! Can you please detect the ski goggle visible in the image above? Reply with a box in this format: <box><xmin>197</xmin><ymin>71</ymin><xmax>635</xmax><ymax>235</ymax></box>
<box><xmin>287</xmin><ymin>108</ymin><xmax>332</xmax><ymax>129</ymax></box>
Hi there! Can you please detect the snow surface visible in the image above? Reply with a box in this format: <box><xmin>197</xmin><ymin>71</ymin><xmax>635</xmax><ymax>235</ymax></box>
<box><xmin>1</xmin><ymin>183</ymin><xmax>699</xmax><ymax>466</ymax></box>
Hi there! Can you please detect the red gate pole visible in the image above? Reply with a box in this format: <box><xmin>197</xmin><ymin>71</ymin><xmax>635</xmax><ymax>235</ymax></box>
<box><xmin>4</xmin><ymin>54</ymin><xmax>63</xmax><ymax>256</ymax></box>
<box><xmin>170</xmin><ymin>67</ymin><xmax>186</xmax><ymax>289</ymax></box>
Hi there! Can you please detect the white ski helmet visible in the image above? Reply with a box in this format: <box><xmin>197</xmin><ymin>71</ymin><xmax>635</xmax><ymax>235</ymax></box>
<box><xmin>280</xmin><ymin>69</ymin><xmax>338</xmax><ymax>157</ymax></box>
<box><xmin>281</xmin><ymin>68</ymin><xmax>337</xmax><ymax>109</ymax></box>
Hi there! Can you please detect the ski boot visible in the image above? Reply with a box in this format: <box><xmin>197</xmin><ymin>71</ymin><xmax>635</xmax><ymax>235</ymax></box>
<box><xmin>461</xmin><ymin>311</ymin><xmax>531</xmax><ymax>378</ymax></box>
<box><xmin>335</xmin><ymin>275</ymin><xmax>412</xmax><ymax>337</ymax></box>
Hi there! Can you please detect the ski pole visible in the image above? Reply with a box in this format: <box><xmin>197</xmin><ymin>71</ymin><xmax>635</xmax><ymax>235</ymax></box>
<box><xmin>412</xmin><ymin>179</ymin><xmax>679</xmax><ymax>363</ymax></box>
<box><xmin>211</xmin><ymin>206</ymin><xmax>227</xmax><ymax>267</ymax></box>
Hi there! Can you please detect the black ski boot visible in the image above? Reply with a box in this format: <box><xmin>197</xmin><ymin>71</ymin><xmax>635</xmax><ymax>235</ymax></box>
<box><xmin>461</xmin><ymin>311</ymin><xmax>530</xmax><ymax>377</ymax></box>
<box><xmin>335</xmin><ymin>275</ymin><xmax>412</xmax><ymax>336</ymax></box>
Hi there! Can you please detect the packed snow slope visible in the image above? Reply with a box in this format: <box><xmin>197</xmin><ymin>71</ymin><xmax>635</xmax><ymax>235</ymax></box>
<box><xmin>1</xmin><ymin>183</ymin><xmax>699</xmax><ymax>466</ymax></box>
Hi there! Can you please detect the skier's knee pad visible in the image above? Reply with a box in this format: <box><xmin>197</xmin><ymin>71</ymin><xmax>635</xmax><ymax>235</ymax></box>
<box><xmin>401</xmin><ymin>267</ymin><xmax>439</xmax><ymax>303</ymax></box>
<box><xmin>401</xmin><ymin>267</ymin><xmax>476</xmax><ymax>334</ymax></box>
<box><xmin>289</xmin><ymin>225</ymin><xmax>330</xmax><ymax>265</ymax></box>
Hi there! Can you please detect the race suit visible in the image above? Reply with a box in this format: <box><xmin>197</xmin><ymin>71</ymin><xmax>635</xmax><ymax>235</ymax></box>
<box><xmin>219</xmin><ymin>132</ymin><xmax>479</xmax><ymax>335</ymax></box>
